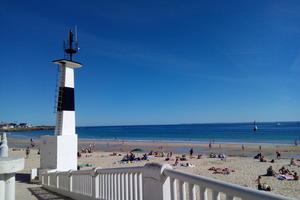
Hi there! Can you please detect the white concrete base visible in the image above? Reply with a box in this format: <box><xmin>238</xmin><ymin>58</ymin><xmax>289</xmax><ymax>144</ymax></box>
<box><xmin>40</xmin><ymin>134</ymin><xmax>77</xmax><ymax>171</ymax></box>
<box><xmin>0</xmin><ymin>157</ymin><xmax>24</xmax><ymax>200</ymax></box>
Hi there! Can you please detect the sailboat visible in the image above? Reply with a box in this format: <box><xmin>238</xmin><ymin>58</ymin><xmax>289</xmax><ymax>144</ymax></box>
<box><xmin>253</xmin><ymin>121</ymin><xmax>258</xmax><ymax>131</ymax></box>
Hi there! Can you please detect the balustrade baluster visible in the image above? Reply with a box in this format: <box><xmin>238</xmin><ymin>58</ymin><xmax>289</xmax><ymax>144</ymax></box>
<box><xmin>137</xmin><ymin>173</ymin><xmax>143</xmax><ymax>200</ymax></box>
<box><xmin>132</xmin><ymin>173</ymin><xmax>138</xmax><ymax>200</ymax></box>
<box><xmin>120</xmin><ymin>173</ymin><xmax>125</xmax><ymax>200</ymax></box>
<box><xmin>114</xmin><ymin>173</ymin><xmax>117</xmax><ymax>200</ymax></box>
<box><xmin>179</xmin><ymin>180</ymin><xmax>186</xmax><ymax>200</ymax></box>
<box><xmin>212</xmin><ymin>190</ymin><xmax>220</xmax><ymax>200</ymax></box>
<box><xmin>199</xmin><ymin>186</ymin><xmax>207</xmax><ymax>200</ymax></box>
<box><xmin>129</xmin><ymin>173</ymin><xmax>133</xmax><ymax>200</ymax></box>
<box><xmin>225</xmin><ymin>194</ymin><xmax>234</xmax><ymax>200</ymax></box>
<box><xmin>106</xmin><ymin>173</ymin><xmax>109</xmax><ymax>199</ymax></box>
<box><xmin>110</xmin><ymin>173</ymin><xmax>113</xmax><ymax>200</ymax></box>
<box><xmin>189</xmin><ymin>183</ymin><xmax>196</xmax><ymax>200</ymax></box>
<box><xmin>125</xmin><ymin>173</ymin><xmax>129</xmax><ymax>200</ymax></box>
<box><xmin>99</xmin><ymin>174</ymin><xmax>103</xmax><ymax>198</ymax></box>
<box><xmin>170</xmin><ymin>178</ymin><xmax>176</xmax><ymax>200</ymax></box>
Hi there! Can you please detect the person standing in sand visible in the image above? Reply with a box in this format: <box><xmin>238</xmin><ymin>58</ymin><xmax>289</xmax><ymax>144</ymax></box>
<box><xmin>25</xmin><ymin>146</ymin><xmax>30</xmax><ymax>158</ymax></box>
<box><xmin>290</xmin><ymin>158</ymin><xmax>296</xmax><ymax>166</ymax></box>
<box><xmin>189</xmin><ymin>148</ymin><xmax>193</xmax><ymax>158</ymax></box>
<box><xmin>276</xmin><ymin>151</ymin><xmax>281</xmax><ymax>159</ymax></box>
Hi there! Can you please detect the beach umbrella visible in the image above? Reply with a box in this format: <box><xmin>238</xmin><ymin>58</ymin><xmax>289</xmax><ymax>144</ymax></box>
<box><xmin>130</xmin><ymin>148</ymin><xmax>144</xmax><ymax>153</ymax></box>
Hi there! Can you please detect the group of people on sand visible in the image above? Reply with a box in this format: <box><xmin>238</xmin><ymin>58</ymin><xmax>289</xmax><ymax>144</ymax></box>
<box><xmin>256</xmin><ymin>166</ymin><xmax>299</xmax><ymax>191</ymax></box>
<box><xmin>78</xmin><ymin>143</ymin><xmax>96</xmax><ymax>157</ymax></box>
<box><xmin>25</xmin><ymin>138</ymin><xmax>39</xmax><ymax>158</ymax></box>
<box><xmin>121</xmin><ymin>153</ymin><xmax>148</xmax><ymax>162</ymax></box>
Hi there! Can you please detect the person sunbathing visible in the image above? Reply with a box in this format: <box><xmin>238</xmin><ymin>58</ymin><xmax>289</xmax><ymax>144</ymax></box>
<box><xmin>279</xmin><ymin>166</ymin><xmax>291</xmax><ymax>175</ymax></box>
<box><xmin>260</xmin><ymin>156</ymin><xmax>267</xmax><ymax>162</ymax></box>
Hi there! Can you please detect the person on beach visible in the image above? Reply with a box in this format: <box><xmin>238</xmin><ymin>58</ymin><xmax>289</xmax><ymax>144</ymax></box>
<box><xmin>174</xmin><ymin>158</ymin><xmax>179</xmax><ymax>166</ymax></box>
<box><xmin>30</xmin><ymin>138</ymin><xmax>35</xmax><ymax>147</ymax></box>
<box><xmin>259</xmin><ymin>145</ymin><xmax>262</xmax><ymax>151</ymax></box>
<box><xmin>290</xmin><ymin>158</ymin><xmax>296</xmax><ymax>166</ymax></box>
<box><xmin>254</xmin><ymin>153</ymin><xmax>262</xmax><ymax>159</ymax></box>
<box><xmin>256</xmin><ymin>176</ymin><xmax>271</xmax><ymax>191</ymax></box>
<box><xmin>266</xmin><ymin>166</ymin><xmax>275</xmax><ymax>176</ymax></box>
<box><xmin>209</xmin><ymin>142</ymin><xmax>212</xmax><ymax>148</ymax></box>
<box><xmin>25</xmin><ymin>146</ymin><xmax>30</xmax><ymax>158</ymax></box>
<box><xmin>279</xmin><ymin>166</ymin><xmax>291</xmax><ymax>175</ymax></box>
<box><xmin>293</xmin><ymin>172</ymin><xmax>299</xmax><ymax>180</ymax></box>
<box><xmin>189</xmin><ymin>148</ymin><xmax>193</xmax><ymax>158</ymax></box>
<box><xmin>276</xmin><ymin>151</ymin><xmax>281</xmax><ymax>159</ymax></box>
<box><xmin>256</xmin><ymin>176</ymin><xmax>262</xmax><ymax>190</ymax></box>
<box><xmin>260</xmin><ymin>156</ymin><xmax>267</xmax><ymax>162</ymax></box>
<box><xmin>242</xmin><ymin>144</ymin><xmax>245</xmax><ymax>150</ymax></box>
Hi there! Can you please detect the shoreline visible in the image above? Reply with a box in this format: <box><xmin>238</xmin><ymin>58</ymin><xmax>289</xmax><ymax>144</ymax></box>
<box><xmin>8</xmin><ymin>137</ymin><xmax>300</xmax><ymax>158</ymax></box>
<box><xmin>6</xmin><ymin>134</ymin><xmax>298</xmax><ymax>146</ymax></box>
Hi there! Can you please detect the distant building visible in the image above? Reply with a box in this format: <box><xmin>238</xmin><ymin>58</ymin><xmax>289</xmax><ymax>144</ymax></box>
<box><xmin>0</xmin><ymin>122</ymin><xmax>32</xmax><ymax>129</ymax></box>
<box><xmin>0</xmin><ymin>123</ymin><xmax>15</xmax><ymax>129</ymax></box>
<box><xmin>18</xmin><ymin>123</ymin><xmax>32</xmax><ymax>128</ymax></box>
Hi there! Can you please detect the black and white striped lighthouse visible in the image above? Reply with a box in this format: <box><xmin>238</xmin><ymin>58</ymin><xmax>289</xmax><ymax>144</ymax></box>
<box><xmin>40</xmin><ymin>30</ymin><xmax>82</xmax><ymax>171</ymax></box>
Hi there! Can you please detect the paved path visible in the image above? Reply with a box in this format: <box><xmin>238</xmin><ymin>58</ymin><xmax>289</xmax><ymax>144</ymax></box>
<box><xmin>15</xmin><ymin>173</ymin><xmax>72</xmax><ymax>200</ymax></box>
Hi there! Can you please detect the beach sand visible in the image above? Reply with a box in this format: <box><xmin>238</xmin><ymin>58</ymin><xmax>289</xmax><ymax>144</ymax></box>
<box><xmin>9</xmin><ymin>139</ymin><xmax>300</xmax><ymax>200</ymax></box>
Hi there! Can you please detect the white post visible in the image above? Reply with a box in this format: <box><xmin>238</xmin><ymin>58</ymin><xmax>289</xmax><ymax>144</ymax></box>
<box><xmin>92</xmin><ymin>169</ymin><xmax>100</xmax><ymax>198</ymax></box>
<box><xmin>69</xmin><ymin>171</ymin><xmax>73</xmax><ymax>192</ymax></box>
<box><xmin>92</xmin><ymin>173</ymin><xmax>99</xmax><ymax>198</ymax></box>
<box><xmin>0</xmin><ymin>133</ymin><xmax>8</xmax><ymax>157</ymax></box>
<box><xmin>5</xmin><ymin>173</ymin><xmax>15</xmax><ymax>200</ymax></box>
<box><xmin>142</xmin><ymin>163</ymin><xmax>172</xmax><ymax>200</ymax></box>
<box><xmin>0</xmin><ymin>174</ymin><xmax>5</xmax><ymax>200</ymax></box>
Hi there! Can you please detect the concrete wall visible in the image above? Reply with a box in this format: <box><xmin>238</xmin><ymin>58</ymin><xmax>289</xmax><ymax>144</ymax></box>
<box><xmin>40</xmin><ymin>136</ymin><xmax>57</xmax><ymax>169</ymax></box>
<box><xmin>40</xmin><ymin>135</ymin><xmax>77</xmax><ymax>171</ymax></box>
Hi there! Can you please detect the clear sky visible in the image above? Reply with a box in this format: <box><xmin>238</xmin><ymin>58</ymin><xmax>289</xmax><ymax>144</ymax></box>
<box><xmin>0</xmin><ymin>0</ymin><xmax>299</xmax><ymax>126</ymax></box>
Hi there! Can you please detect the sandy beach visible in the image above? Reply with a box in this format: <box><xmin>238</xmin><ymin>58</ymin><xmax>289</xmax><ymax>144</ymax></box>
<box><xmin>9</xmin><ymin>138</ymin><xmax>300</xmax><ymax>200</ymax></box>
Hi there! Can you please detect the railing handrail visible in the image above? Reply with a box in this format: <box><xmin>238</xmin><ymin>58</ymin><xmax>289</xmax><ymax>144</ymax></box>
<box><xmin>96</xmin><ymin>166</ymin><xmax>143</xmax><ymax>174</ymax></box>
<box><xmin>163</xmin><ymin>168</ymin><xmax>293</xmax><ymax>200</ymax></box>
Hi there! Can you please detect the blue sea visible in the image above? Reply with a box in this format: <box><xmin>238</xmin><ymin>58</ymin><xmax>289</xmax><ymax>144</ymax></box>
<box><xmin>6</xmin><ymin>122</ymin><xmax>300</xmax><ymax>145</ymax></box>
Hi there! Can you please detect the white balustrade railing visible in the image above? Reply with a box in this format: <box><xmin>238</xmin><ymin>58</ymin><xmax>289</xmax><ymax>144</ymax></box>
<box><xmin>40</xmin><ymin>163</ymin><xmax>294</xmax><ymax>200</ymax></box>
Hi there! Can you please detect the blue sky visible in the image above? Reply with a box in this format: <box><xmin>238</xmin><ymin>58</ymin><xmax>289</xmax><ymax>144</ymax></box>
<box><xmin>0</xmin><ymin>0</ymin><xmax>300</xmax><ymax>126</ymax></box>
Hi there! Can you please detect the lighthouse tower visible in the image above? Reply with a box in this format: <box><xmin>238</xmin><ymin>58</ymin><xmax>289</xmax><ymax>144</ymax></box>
<box><xmin>40</xmin><ymin>30</ymin><xmax>82</xmax><ymax>171</ymax></box>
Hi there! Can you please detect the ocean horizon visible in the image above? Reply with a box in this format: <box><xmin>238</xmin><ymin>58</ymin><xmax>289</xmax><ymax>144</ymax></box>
<box><xmin>6</xmin><ymin>121</ymin><xmax>300</xmax><ymax>145</ymax></box>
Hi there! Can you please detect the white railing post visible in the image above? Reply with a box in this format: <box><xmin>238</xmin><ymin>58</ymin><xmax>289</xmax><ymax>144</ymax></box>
<box><xmin>68</xmin><ymin>170</ymin><xmax>73</xmax><ymax>192</ymax></box>
<box><xmin>212</xmin><ymin>190</ymin><xmax>220</xmax><ymax>200</ymax></box>
<box><xmin>56</xmin><ymin>172</ymin><xmax>59</xmax><ymax>188</ymax></box>
<box><xmin>47</xmin><ymin>174</ymin><xmax>50</xmax><ymax>186</ymax></box>
<box><xmin>199</xmin><ymin>186</ymin><xmax>207</xmax><ymax>200</ymax></box>
<box><xmin>92</xmin><ymin>169</ymin><xmax>99</xmax><ymax>198</ymax></box>
<box><xmin>142</xmin><ymin>163</ymin><xmax>172</xmax><ymax>200</ymax></box>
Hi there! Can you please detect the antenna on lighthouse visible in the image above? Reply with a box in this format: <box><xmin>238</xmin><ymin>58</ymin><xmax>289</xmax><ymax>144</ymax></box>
<box><xmin>63</xmin><ymin>28</ymin><xmax>79</xmax><ymax>61</ymax></box>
